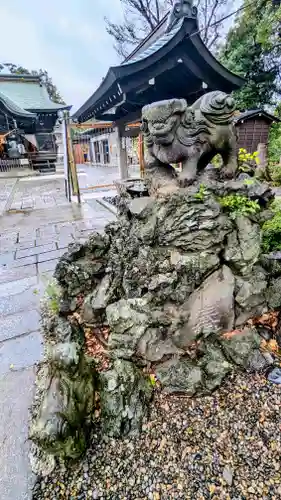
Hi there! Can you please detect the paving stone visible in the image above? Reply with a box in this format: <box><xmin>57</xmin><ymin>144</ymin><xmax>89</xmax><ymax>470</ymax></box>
<box><xmin>0</xmin><ymin>231</ymin><xmax>18</xmax><ymax>242</ymax></box>
<box><xmin>0</xmin><ymin>252</ymin><xmax>15</xmax><ymax>266</ymax></box>
<box><xmin>0</xmin><ymin>310</ymin><xmax>40</xmax><ymax>342</ymax></box>
<box><xmin>0</xmin><ymin>264</ymin><xmax>37</xmax><ymax>284</ymax></box>
<box><xmin>18</xmin><ymin>233</ymin><xmax>37</xmax><ymax>243</ymax></box>
<box><xmin>0</xmin><ymin>276</ymin><xmax>38</xmax><ymax>299</ymax></box>
<box><xmin>37</xmin><ymin>258</ymin><xmax>59</xmax><ymax>273</ymax></box>
<box><xmin>38</xmin><ymin>226</ymin><xmax>59</xmax><ymax>238</ymax></box>
<box><xmin>16</xmin><ymin>242</ymin><xmax>56</xmax><ymax>259</ymax></box>
<box><xmin>0</xmin><ymin>367</ymin><xmax>37</xmax><ymax>499</ymax></box>
<box><xmin>11</xmin><ymin>255</ymin><xmax>37</xmax><ymax>268</ymax></box>
<box><xmin>56</xmin><ymin>238</ymin><xmax>74</xmax><ymax>249</ymax></box>
<box><xmin>0</xmin><ymin>238</ymin><xmax>19</xmax><ymax>252</ymax></box>
<box><xmin>14</xmin><ymin>241</ymin><xmax>36</xmax><ymax>251</ymax></box>
<box><xmin>37</xmin><ymin>248</ymin><xmax>67</xmax><ymax>263</ymax></box>
<box><xmin>0</xmin><ymin>278</ymin><xmax>43</xmax><ymax>317</ymax></box>
<box><xmin>0</xmin><ymin>331</ymin><xmax>42</xmax><ymax>374</ymax></box>
<box><xmin>35</xmin><ymin>237</ymin><xmax>59</xmax><ymax>247</ymax></box>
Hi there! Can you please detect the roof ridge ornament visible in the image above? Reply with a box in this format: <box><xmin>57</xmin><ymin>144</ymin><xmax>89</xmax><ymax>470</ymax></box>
<box><xmin>165</xmin><ymin>0</ymin><xmax>197</xmax><ymax>33</ymax></box>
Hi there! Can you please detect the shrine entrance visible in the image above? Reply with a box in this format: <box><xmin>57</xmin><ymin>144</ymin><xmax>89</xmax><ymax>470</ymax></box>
<box><xmin>69</xmin><ymin>121</ymin><xmax>145</xmax><ymax>196</ymax></box>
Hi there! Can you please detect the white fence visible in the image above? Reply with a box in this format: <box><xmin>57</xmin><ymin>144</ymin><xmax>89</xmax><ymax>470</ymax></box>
<box><xmin>0</xmin><ymin>158</ymin><xmax>31</xmax><ymax>172</ymax></box>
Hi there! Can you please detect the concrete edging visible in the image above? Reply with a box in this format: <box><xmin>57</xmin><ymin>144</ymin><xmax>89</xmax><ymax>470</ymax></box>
<box><xmin>96</xmin><ymin>198</ymin><xmax>117</xmax><ymax>215</ymax></box>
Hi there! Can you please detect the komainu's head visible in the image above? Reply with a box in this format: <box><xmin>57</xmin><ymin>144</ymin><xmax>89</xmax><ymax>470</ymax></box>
<box><xmin>141</xmin><ymin>98</ymin><xmax>187</xmax><ymax>146</ymax></box>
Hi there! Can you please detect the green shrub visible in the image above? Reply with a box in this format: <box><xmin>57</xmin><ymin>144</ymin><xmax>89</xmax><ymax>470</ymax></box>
<box><xmin>268</xmin><ymin>163</ymin><xmax>281</xmax><ymax>186</ymax></box>
<box><xmin>194</xmin><ymin>184</ymin><xmax>208</xmax><ymax>201</ymax></box>
<box><xmin>218</xmin><ymin>194</ymin><xmax>260</xmax><ymax>218</ymax></box>
<box><xmin>211</xmin><ymin>154</ymin><xmax>223</xmax><ymax>168</ymax></box>
<box><xmin>262</xmin><ymin>210</ymin><xmax>281</xmax><ymax>253</ymax></box>
<box><xmin>268</xmin><ymin>122</ymin><xmax>281</xmax><ymax>164</ymax></box>
<box><xmin>238</xmin><ymin>148</ymin><xmax>259</xmax><ymax>173</ymax></box>
<box><xmin>45</xmin><ymin>280</ymin><xmax>61</xmax><ymax>314</ymax></box>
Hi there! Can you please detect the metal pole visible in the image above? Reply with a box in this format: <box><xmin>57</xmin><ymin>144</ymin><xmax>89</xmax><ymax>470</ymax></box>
<box><xmin>67</xmin><ymin>122</ymin><xmax>81</xmax><ymax>204</ymax></box>
<box><xmin>62</xmin><ymin>113</ymin><xmax>71</xmax><ymax>202</ymax></box>
<box><xmin>138</xmin><ymin>132</ymin><xmax>145</xmax><ymax>179</ymax></box>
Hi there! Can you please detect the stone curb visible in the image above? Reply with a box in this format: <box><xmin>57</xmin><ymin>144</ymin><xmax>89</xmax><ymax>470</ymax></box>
<box><xmin>96</xmin><ymin>198</ymin><xmax>117</xmax><ymax>215</ymax></box>
<box><xmin>2</xmin><ymin>179</ymin><xmax>19</xmax><ymax>214</ymax></box>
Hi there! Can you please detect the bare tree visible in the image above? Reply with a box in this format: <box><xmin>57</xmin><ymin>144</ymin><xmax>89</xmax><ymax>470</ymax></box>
<box><xmin>105</xmin><ymin>0</ymin><xmax>232</xmax><ymax>58</ymax></box>
<box><xmin>195</xmin><ymin>0</ymin><xmax>231</xmax><ymax>50</ymax></box>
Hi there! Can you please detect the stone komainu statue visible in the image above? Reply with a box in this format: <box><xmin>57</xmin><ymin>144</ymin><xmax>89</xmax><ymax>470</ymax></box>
<box><xmin>141</xmin><ymin>91</ymin><xmax>237</xmax><ymax>189</ymax></box>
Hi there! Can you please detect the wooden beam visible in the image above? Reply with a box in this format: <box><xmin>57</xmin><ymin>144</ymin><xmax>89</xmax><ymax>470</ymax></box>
<box><xmin>117</xmin><ymin>123</ymin><xmax>128</xmax><ymax>180</ymax></box>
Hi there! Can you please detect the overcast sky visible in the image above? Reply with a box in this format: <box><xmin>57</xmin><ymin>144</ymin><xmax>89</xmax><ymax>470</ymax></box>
<box><xmin>0</xmin><ymin>1</ymin><xmax>123</xmax><ymax>111</ymax></box>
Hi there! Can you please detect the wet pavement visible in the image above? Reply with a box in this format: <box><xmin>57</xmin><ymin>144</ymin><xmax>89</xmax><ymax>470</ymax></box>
<box><xmin>0</xmin><ymin>172</ymin><xmax>116</xmax><ymax>500</ymax></box>
<box><xmin>79</xmin><ymin>163</ymin><xmax>140</xmax><ymax>190</ymax></box>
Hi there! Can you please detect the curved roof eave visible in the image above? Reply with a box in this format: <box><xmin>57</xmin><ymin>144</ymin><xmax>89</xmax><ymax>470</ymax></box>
<box><xmin>73</xmin><ymin>68</ymin><xmax>117</xmax><ymax>120</ymax></box>
<box><xmin>30</xmin><ymin>104</ymin><xmax>72</xmax><ymax>113</ymax></box>
<box><xmin>73</xmin><ymin>21</ymin><xmax>187</xmax><ymax>121</ymax></box>
<box><xmin>190</xmin><ymin>33</ymin><xmax>244</xmax><ymax>89</ymax></box>
<box><xmin>0</xmin><ymin>91</ymin><xmax>36</xmax><ymax>120</ymax></box>
<box><xmin>74</xmin><ymin>16</ymin><xmax>244</xmax><ymax>122</ymax></box>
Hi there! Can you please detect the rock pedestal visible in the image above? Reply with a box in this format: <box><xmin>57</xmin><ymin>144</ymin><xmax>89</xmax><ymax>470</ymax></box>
<box><xmin>30</xmin><ymin>178</ymin><xmax>281</xmax><ymax>468</ymax></box>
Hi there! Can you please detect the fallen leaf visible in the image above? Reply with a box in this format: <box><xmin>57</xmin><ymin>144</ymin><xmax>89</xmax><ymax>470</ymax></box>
<box><xmin>222</xmin><ymin>328</ymin><xmax>243</xmax><ymax>339</ymax></box>
<box><xmin>209</xmin><ymin>484</ymin><xmax>216</xmax><ymax>495</ymax></box>
<box><xmin>259</xmin><ymin>411</ymin><xmax>265</xmax><ymax>424</ymax></box>
<box><xmin>268</xmin><ymin>339</ymin><xmax>278</xmax><ymax>352</ymax></box>
<box><xmin>159</xmin><ymin>437</ymin><xmax>167</xmax><ymax>451</ymax></box>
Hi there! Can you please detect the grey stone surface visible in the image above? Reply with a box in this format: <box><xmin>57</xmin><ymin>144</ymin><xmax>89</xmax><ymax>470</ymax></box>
<box><xmin>56</xmin><ymin>238</ymin><xmax>74</xmax><ymax>249</ymax></box>
<box><xmin>0</xmin><ymin>264</ymin><xmax>37</xmax><ymax>284</ymax></box>
<box><xmin>129</xmin><ymin>197</ymin><xmax>152</xmax><ymax>215</ymax></box>
<box><xmin>100</xmin><ymin>359</ymin><xmax>152</xmax><ymax>437</ymax></box>
<box><xmin>156</xmin><ymin>358</ymin><xmax>203</xmax><ymax>395</ymax></box>
<box><xmin>219</xmin><ymin>329</ymin><xmax>261</xmax><ymax>368</ymax></box>
<box><xmin>175</xmin><ymin>266</ymin><xmax>235</xmax><ymax>348</ymax></box>
<box><xmin>0</xmin><ymin>252</ymin><xmax>15</xmax><ymax>266</ymax></box>
<box><xmin>37</xmin><ymin>248</ymin><xmax>67</xmax><ymax>263</ymax></box>
<box><xmin>0</xmin><ymin>331</ymin><xmax>43</xmax><ymax>374</ymax></box>
<box><xmin>12</xmin><ymin>255</ymin><xmax>37</xmax><ymax>267</ymax></box>
<box><xmin>0</xmin><ymin>368</ymin><xmax>36</xmax><ymax>500</ymax></box>
<box><xmin>37</xmin><ymin>259</ymin><xmax>59</xmax><ymax>274</ymax></box>
<box><xmin>0</xmin><ymin>310</ymin><xmax>40</xmax><ymax>342</ymax></box>
<box><xmin>0</xmin><ymin>277</ymin><xmax>42</xmax><ymax>317</ymax></box>
<box><xmin>0</xmin><ymin>276</ymin><xmax>37</xmax><ymax>299</ymax></box>
<box><xmin>266</xmin><ymin>276</ymin><xmax>281</xmax><ymax>310</ymax></box>
<box><xmin>16</xmin><ymin>243</ymin><xmax>56</xmax><ymax>259</ymax></box>
<box><xmin>199</xmin><ymin>344</ymin><xmax>232</xmax><ymax>392</ymax></box>
<box><xmin>0</xmin><ymin>172</ymin><xmax>117</xmax><ymax>498</ymax></box>
<box><xmin>235</xmin><ymin>267</ymin><xmax>268</xmax><ymax>326</ymax></box>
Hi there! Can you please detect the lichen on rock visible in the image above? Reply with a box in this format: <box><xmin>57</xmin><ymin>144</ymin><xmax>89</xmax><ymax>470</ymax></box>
<box><xmin>99</xmin><ymin>359</ymin><xmax>152</xmax><ymax>437</ymax></box>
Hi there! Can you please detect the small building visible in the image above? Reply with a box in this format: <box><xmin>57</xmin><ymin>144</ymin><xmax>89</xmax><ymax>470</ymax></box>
<box><xmin>234</xmin><ymin>110</ymin><xmax>280</xmax><ymax>153</ymax></box>
<box><xmin>72</xmin><ymin>121</ymin><xmax>140</xmax><ymax>168</ymax></box>
<box><xmin>0</xmin><ymin>72</ymin><xmax>70</xmax><ymax>171</ymax></box>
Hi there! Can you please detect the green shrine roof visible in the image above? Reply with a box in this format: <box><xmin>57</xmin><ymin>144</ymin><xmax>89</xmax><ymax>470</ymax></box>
<box><xmin>0</xmin><ymin>74</ymin><xmax>69</xmax><ymax>115</ymax></box>
<box><xmin>0</xmin><ymin>90</ymin><xmax>36</xmax><ymax>119</ymax></box>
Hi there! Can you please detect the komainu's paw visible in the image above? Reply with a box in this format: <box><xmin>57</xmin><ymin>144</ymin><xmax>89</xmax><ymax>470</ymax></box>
<box><xmin>178</xmin><ymin>172</ymin><xmax>197</xmax><ymax>187</ymax></box>
<box><xmin>221</xmin><ymin>165</ymin><xmax>237</xmax><ymax>180</ymax></box>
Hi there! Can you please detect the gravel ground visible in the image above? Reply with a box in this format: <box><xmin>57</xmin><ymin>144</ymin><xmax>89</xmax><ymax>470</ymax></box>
<box><xmin>32</xmin><ymin>371</ymin><xmax>281</xmax><ymax>500</ymax></box>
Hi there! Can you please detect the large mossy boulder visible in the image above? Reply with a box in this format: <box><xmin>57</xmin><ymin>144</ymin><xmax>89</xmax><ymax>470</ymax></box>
<box><xmin>55</xmin><ymin>183</ymin><xmax>276</xmax><ymax>393</ymax></box>
<box><xmin>30</xmin><ymin>180</ymin><xmax>278</xmax><ymax>469</ymax></box>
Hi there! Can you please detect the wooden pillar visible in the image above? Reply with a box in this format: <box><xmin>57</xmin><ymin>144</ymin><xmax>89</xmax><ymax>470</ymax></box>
<box><xmin>117</xmin><ymin>124</ymin><xmax>128</xmax><ymax>179</ymax></box>
<box><xmin>138</xmin><ymin>132</ymin><xmax>145</xmax><ymax>179</ymax></box>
